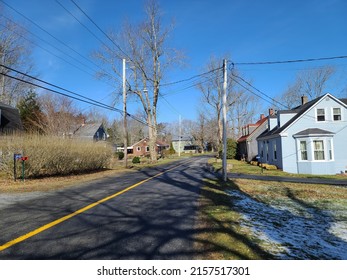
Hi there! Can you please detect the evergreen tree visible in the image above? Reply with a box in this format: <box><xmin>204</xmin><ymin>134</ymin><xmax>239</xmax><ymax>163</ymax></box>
<box><xmin>17</xmin><ymin>90</ymin><xmax>45</xmax><ymax>133</ymax></box>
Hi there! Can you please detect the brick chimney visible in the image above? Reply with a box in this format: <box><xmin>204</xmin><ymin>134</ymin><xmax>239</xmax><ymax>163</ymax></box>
<box><xmin>269</xmin><ymin>108</ymin><xmax>275</xmax><ymax>116</ymax></box>
<box><xmin>260</xmin><ymin>114</ymin><xmax>265</xmax><ymax>120</ymax></box>
<box><xmin>301</xmin><ymin>95</ymin><xmax>308</xmax><ymax>105</ymax></box>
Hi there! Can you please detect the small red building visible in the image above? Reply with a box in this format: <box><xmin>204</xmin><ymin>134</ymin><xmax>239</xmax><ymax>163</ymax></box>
<box><xmin>129</xmin><ymin>137</ymin><xmax>169</xmax><ymax>157</ymax></box>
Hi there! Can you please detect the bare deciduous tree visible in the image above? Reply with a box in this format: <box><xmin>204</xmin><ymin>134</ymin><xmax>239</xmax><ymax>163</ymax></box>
<box><xmin>197</xmin><ymin>56</ymin><xmax>254</xmax><ymax>145</ymax></box>
<box><xmin>228</xmin><ymin>89</ymin><xmax>260</xmax><ymax>139</ymax></box>
<box><xmin>0</xmin><ymin>10</ymin><xmax>35</xmax><ymax>105</ymax></box>
<box><xmin>278</xmin><ymin>66</ymin><xmax>336</xmax><ymax>109</ymax></box>
<box><xmin>93</xmin><ymin>0</ymin><xmax>182</xmax><ymax>162</ymax></box>
<box><xmin>38</xmin><ymin>93</ymin><xmax>81</xmax><ymax>136</ymax></box>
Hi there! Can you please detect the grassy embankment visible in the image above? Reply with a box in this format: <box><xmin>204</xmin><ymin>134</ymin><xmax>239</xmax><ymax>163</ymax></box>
<box><xmin>210</xmin><ymin>158</ymin><xmax>347</xmax><ymax>180</ymax></box>
<box><xmin>196</xmin><ymin>159</ymin><xmax>347</xmax><ymax>259</ymax></box>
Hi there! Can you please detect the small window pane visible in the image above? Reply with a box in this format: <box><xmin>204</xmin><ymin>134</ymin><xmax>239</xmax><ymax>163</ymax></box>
<box><xmin>273</xmin><ymin>142</ymin><xmax>277</xmax><ymax>160</ymax></box>
<box><xmin>314</xmin><ymin>140</ymin><xmax>325</xmax><ymax>160</ymax></box>
<box><xmin>317</xmin><ymin>109</ymin><xmax>325</xmax><ymax>121</ymax></box>
<box><xmin>300</xmin><ymin>141</ymin><xmax>307</xmax><ymax>160</ymax></box>
<box><xmin>333</xmin><ymin>108</ymin><xmax>341</xmax><ymax>121</ymax></box>
<box><xmin>328</xmin><ymin>139</ymin><xmax>333</xmax><ymax>160</ymax></box>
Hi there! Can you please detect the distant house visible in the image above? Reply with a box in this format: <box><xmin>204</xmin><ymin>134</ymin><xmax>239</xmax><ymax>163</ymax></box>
<box><xmin>237</xmin><ymin>114</ymin><xmax>269</xmax><ymax>161</ymax></box>
<box><xmin>0</xmin><ymin>102</ymin><xmax>23</xmax><ymax>134</ymax></box>
<box><xmin>171</xmin><ymin>136</ymin><xmax>194</xmax><ymax>154</ymax></box>
<box><xmin>128</xmin><ymin>137</ymin><xmax>169</xmax><ymax>157</ymax></box>
<box><xmin>73</xmin><ymin>123</ymin><xmax>107</xmax><ymax>141</ymax></box>
<box><xmin>257</xmin><ymin>93</ymin><xmax>347</xmax><ymax>175</ymax></box>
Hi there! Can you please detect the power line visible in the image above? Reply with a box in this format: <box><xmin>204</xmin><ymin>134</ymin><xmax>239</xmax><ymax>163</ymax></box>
<box><xmin>231</xmin><ymin>72</ymin><xmax>286</xmax><ymax>108</ymax></box>
<box><xmin>0</xmin><ymin>65</ymin><xmax>152</xmax><ymax>127</ymax></box>
<box><xmin>69</xmin><ymin>0</ymin><xmax>129</xmax><ymax>59</ymax></box>
<box><xmin>0</xmin><ymin>20</ymin><xmax>95</xmax><ymax>77</ymax></box>
<box><xmin>1</xmin><ymin>0</ymin><xmax>94</xmax><ymax>66</ymax></box>
<box><xmin>231</xmin><ymin>77</ymin><xmax>278</xmax><ymax>107</ymax></box>
<box><xmin>1</xmin><ymin>0</ymin><xmax>120</xmax><ymax>86</ymax></box>
<box><xmin>160</xmin><ymin>67</ymin><xmax>223</xmax><ymax>87</ymax></box>
<box><xmin>232</xmin><ymin>55</ymin><xmax>347</xmax><ymax>66</ymax></box>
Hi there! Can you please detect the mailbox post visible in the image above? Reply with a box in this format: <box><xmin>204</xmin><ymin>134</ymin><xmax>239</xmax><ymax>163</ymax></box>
<box><xmin>13</xmin><ymin>154</ymin><xmax>22</xmax><ymax>181</ymax></box>
<box><xmin>21</xmin><ymin>156</ymin><xmax>28</xmax><ymax>182</ymax></box>
<box><xmin>13</xmin><ymin>154</ymin><xmax>28</xmax><ymax>182</ymax></box>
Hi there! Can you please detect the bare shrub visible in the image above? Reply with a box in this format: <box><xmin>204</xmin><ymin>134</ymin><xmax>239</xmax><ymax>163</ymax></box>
<box><xmin>0</xmin><ymin>134</ymin><xmax>112</xmax><ymax>178</ymax></box>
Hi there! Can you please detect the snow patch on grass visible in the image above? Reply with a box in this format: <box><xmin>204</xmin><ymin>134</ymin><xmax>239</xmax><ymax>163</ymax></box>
<box><xmin>227</xmin><ymin>189</ymin><xmax>347</xmax><ymax>259</ymax></box>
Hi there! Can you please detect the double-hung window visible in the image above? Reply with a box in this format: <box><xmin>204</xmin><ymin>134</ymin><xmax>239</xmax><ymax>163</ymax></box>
<box><xmin>314</xmin><ymin>140</ymin><xmax>325</xmax><ymax>160</ymax></box>
<box><xmin>327</xmin><ymin>139</ymin><xmax>333</xmax><ymax>160</ymax></box>
<box><xmin>317</xmin><ymin>109</ymin><xmax>325</xmax><ymax>122</ymax></box>
<box><xmin>333</xmin><ymin>108</ymin><xmax>341</xmax><ymax>121</ymax></box>
<box><xmin>273</xmin><ymin>142</ymin><xmax>277</xmax><ymax>160</ymax></box>
<box><xmin>300</xmin><ymin>141</ymin><xmax>307</xmax><ymax>160</ymax></box>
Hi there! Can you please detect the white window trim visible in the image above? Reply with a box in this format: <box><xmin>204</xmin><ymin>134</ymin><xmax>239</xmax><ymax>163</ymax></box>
<box><xmin>297</xmin><ymin>137</ymin><xmax>334</xmax><ymax>162</ymax></box>
<box><xmin>298</xmin><ymin>140</ymin><xmax>308</xmax><ymax>161</ymax></box>
<box><xmin>316</xmin><ymin>108</ymin><xmax>327</xmax><ymax>122</ymax></box>
<box><xmin>327</xmin><ymin>138</ymin><xmax>334</xmax><ymax>161</ymax></box>
<box><xmin>273</xmin><ymin>141</ymin><xmax>277</xmax><ymax>161</ymax></box>
<box><xmin>312</xmin><ymin>139</ymin><xmax>325</xmax><ymax>161</ymax></box>
<box><xmin>136</xmin><ymin>146</ymin><xmax>141</xmax><ymax>152</ymax></box>
<box><xmin>332</xmin><ymin>107</ymin><xmax>342</xmax><ymax>122</ymax></box>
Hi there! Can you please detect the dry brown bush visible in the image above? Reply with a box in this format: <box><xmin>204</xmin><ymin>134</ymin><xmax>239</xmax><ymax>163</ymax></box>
<box><xmin>0</xmin><ymin>134</ymin><xmax>112</xmax><ymax>178</ymax></box>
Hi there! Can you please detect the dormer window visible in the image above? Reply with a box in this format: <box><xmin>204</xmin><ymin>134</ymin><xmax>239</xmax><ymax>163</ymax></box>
<box><xmin>333</xmin><ymin>108</ymin><xmax>341</xmax><ymax>121</ymax></box>
<box><xmin>317</xmin><ymin>109</ymin><xmax>325</xmax><ymax>122</ymax></box>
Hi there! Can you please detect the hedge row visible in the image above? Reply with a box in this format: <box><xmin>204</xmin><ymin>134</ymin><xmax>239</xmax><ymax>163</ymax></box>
<box><xmin>0</xmin><ymin>134</ymin><xmax>112</xmax><ymax>178</ymax></box>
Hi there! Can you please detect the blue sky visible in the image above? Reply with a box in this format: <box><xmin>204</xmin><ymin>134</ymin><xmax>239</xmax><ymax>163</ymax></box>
<box><xmin>2</xmin><ymin>0</ymin><xmax>347</xmax><ymax>123</ymax></box>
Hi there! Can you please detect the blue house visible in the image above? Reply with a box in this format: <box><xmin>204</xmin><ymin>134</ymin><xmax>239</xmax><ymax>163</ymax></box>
<box><xmin>257</xmin><ymin>94</ymin><xmax>347</xmax><ymax>175</ymax></box>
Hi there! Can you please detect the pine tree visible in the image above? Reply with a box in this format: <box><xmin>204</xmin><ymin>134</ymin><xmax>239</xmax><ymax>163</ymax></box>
<box><xmin>17</xmin><ymin>90</ymin><xmax>45</xmax><ymax>133</ymax></box>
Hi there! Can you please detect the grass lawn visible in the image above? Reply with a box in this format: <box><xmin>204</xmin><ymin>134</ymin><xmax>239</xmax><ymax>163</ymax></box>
<box><xmin>209</xmin><ymin>158</ymin><xmax>347</xmax><ymax>180</ymax></box>
<box><xmin>196</xmin><ymin>177</ymin><xmax>347</xmax><ymax>259</ymax></box>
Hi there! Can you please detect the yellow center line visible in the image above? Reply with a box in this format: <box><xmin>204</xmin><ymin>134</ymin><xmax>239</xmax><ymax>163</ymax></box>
<box><xmin>0</xmin><ymin>160</ymin><xmax>190</xmax><ymax>252</ymax></box>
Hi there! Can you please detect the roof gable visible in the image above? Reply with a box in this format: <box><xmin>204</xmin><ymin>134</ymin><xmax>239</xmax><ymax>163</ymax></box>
<box><xmin>0</xmin><ymin>102</ymin><xmax>23</xmax><ymax>132</ymax></box>
<box><xmin>74</xmin><ymin>123</ymin><xmax>104</xmax><ymax>137</ymax></box>
<box><xmin>293</xmin><ymin>128</ymin><xmax>334</xmax><ymax>137</ymax></box>
<box><xmin>237</xmin><ymin>117</ymin><xmax>268</xmax><ymax>142</ymax></box>
<box><xmin>258</xmin><ymin>93</ymin><xmax>344</xmax><ymax>140</ymax></box>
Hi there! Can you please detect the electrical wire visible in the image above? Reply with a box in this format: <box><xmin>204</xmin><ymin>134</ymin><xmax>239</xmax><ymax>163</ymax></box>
<box><xmin>160</xmin><ymin>67</ymin><xmax>223</xmax><ymax>87</ymax></box>
<box><xmin>231</xmin><ymin>72</ymin><xmax>287</xmax><ymax>108</ymax></box>
<box><xmin>0</xmin><ymin>65</ymin><xmax>152</xmax><ymax>127</ymax></box>
<box><xmin>0</xmin><ymin>0</ymin><xmax>96</xmax><ymax>67</ymax></box>
<box><xmin>69</xmin><ymin>0</ymin><xmax>129</xmax><ymax>60</ymax></box>
<box><xmin>1</xmin><ymin>0</ymin><xmax>120</xmax><ymax>87</ymax></box>
<box><xmin>232</xmin><ymin>55</ymin><xmax>347</xmax><ymax>66</ymax></box>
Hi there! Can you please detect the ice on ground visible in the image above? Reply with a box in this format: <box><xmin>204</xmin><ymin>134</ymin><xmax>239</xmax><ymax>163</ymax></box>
<box><xmin>227</xmin><ymin>189</ymin><xmax>347</xmax><ymax>260</ymax></box>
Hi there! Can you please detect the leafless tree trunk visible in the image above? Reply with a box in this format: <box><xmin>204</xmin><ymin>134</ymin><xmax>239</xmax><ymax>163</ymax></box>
<box><xmin>0</xmin><ymin>12</ymin><xmax>35</xmax><ymax>105</ymax></box>
<box><xmin>37</xmin><ymin>93</ymin><xmax>81</xmax><ymax>136</ymax></box>
<box><xmin>228</xmin><ymin>90</ymin><xmax>260</xmax><ymax>139</ymax></box>
<box><xmin>278</xmin><ymin>66</ymin><xmax>336</xmax><ymax>109</ymax></box>
<box><xmin>197</xmin><ymin>56</ymin><xmax>247</xmax><ymax>145</ymax></box>
<box><xmin>93</xmin><ymin>0</ymin><xmax>182</xmax><ymax>162</ymax></box>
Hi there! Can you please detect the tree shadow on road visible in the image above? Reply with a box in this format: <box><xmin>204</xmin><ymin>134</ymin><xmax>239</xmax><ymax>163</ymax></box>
<box><xmin>1</xmin><ymin>156</ymin><xmax>345</xmax><ymax>260</ymax></box>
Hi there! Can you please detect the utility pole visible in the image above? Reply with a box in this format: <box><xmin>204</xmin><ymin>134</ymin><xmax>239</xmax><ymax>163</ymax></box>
<box><xmin>178</xmin><ymin>114</ymin><xmax>181</xmax><ymax>157</ymax></box>
<box><xmin>122</xmin><ymin>58</ymin><xmax>128</xmax><ymax>168</ymax></box>
<box><xmin>222</xmin><ymin>59</ymin><xmax>228</xmax><ymax>182</ymax></box>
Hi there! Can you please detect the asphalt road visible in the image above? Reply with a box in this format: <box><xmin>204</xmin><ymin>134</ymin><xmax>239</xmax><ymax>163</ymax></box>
<box><xmin>0</xmin><ymin>155</ymin><xmax>213</xmax><ymax>260</ymax></box>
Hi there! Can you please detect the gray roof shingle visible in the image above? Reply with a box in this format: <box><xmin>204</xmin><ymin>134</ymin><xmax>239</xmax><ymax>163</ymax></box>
<box><xmin>0</xmin><ymin>102</ymin><xmax>23</xmax><ymax>132</ymax></box>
